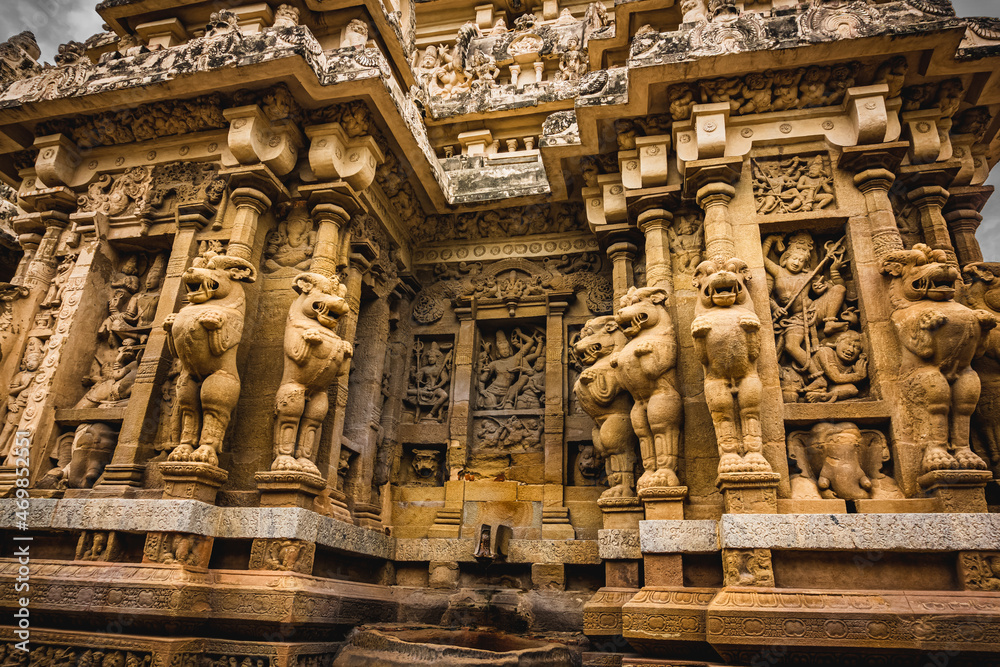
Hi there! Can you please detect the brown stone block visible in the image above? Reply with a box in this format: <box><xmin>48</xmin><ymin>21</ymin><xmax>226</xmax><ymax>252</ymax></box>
<box><xmin>643</xmin><ymin>554</ymin><xmax>683</xmax><ymax>587</ymax></box>
<box><xmin>717</xmin><ymin>472</ymin><xmax>780</xmax><ymax>514</ymax></box>
<box><xmin>621</xmin><ymin>586</ymin><xmax>718</xmax><ymax>654</ymax></box>
<box><xmin>776</xmin><ymin>498</ymin><xmax>847</xmax><ymax>514</ymax></box>
<box><xmin>532</xmin><ymin>562</ymin><xmax>566</xmax><ymax>590</ymax></box>
<box><xmin>584</xmin><ymin>587</ymin><xmax>640</xmax><ymax>637</ymax></box>
<box><xmin>598</xmin><ymin>497</ymin><xmax>645</xmax><ymax>529</ymax></box>
<box><xmin>853</xmin><ymin>497</ymin><xmax>939</xmax><ymax>513</ymax></box>
<box><xmin>607</xmin><ymin>560</ymin><xmax>642</xmax><ymax>589</ymax></box>
<box><xmin>639</xmin><ymin>485</ymin><xmax>687</xmax><ymax>520</ymax></box>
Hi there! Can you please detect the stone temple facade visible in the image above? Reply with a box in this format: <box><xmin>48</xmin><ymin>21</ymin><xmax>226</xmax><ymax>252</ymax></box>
<box><xmin>1</xmin><ymin>0</ymin><xmax>1000</xmax><ymax>664</ymax></box>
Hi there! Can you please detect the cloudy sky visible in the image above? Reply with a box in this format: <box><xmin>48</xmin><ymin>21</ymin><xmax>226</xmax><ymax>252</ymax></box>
<box><xmin>2</xmin><ymin>0</ymin><xmax>999</xmax><ymax>258</ymax></box>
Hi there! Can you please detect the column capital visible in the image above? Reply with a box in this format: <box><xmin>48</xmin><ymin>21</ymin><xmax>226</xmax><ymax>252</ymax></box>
<box><xmin>637</xmin><ymin>208</ymin><xmax>673</xmax><ymax>235</ymax></box>
<box><xmin>229</xmin><ymin>186</ymin><xmax>272</xmax><ymax>215</ymax></box>
<box><xmin>607</xmin><ymin>241</ymin><xmax>638</xmax><ymax>260</ymax></box>
<box><xmin>837</xmin><ymin>141</ymin><xmax>908</xmax><ymax>174</ymax></box>
<box><xmin>696</xmin><ymin>181</ymin><xmax>736</xmax><ymax>208</ymax></box>
<box><xmin>853</xmin><ymin>168</ymin><xmax>896</xmax><ymax>195</ymax></box>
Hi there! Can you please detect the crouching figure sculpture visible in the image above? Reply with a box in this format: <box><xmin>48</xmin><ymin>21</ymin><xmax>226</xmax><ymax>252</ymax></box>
<box><xmin>573</xmin><ymin>315</ymin><xmax>639</xmax><ymax>498</ymax></box>
<box><xmin>691</xmin><ymin>258</ymin><xmax>771</xmax><ymax>474</ymax></box>
<box><xmin>164</xmin><ymin>250</ymin><xmax>256</xmax><ymax>466</ymax></box>
<box><xmin>881</xmin><ymin>244</ymin><xmax>996</xmax><ymax>491</ymax></box>
<box><xmin>272</xmin><ymin>272</ymin><xmax>352</xmax><ymax>475</ymax></box>
<box><xmin>612</xmin><ymin>286</ymin><xmax>683</xmax><ymax>489</ymax></box>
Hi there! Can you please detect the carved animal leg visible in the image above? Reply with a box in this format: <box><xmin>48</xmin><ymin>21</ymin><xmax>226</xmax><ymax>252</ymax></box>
<box><xmin>738</xmin><ymin>374</ymin><xmax>771</xmax><ymax>472</ymax></box>
<box><xmin>296</xmin><ymin>390</ymin><xmax>328</xmax><ymax>476</ymax></box>
<box><xmin>195</xmin><ymin>370</ymin><xmax>241</xmax><ymax>467</ymax></box>
<box><xmin>273</xmin><ymin>382</ymin><xmax>306</xmax><ymax>471</ymax></box>
<box><xmin>913</xmin><ymin>370</ymin><xmax>958</xmax><ymax>472</ymax></box>
<box><xmin>600</xmin><ymin>413</ymin><xmax>637</xmax><ymax>498</ymax></box>
<box><xmin>951</xmin><ymin>367</ymin><xmax>988</xmax><ymax>470</ymax></box>
<box><xmin>704</xmin><ymin>377</ymin><xmax>742</xmax><ymax>473</ymax></box>
<box><xmin>642</xmin><ymin>385</ymin><xmax>682</xmax><ymax>488</ymax></box>
<box><xmin>168</xmin><ymin>371</ymin><xmax>201</xmax><ymax>462</ymax></box>
<box><xmin>631</xmin><ymin>402</ymin><xmax>657</xmax><ymax>486</ymax></box>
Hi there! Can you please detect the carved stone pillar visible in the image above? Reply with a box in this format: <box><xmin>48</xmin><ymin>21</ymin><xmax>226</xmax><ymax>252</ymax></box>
<box><xmin>542</xmin><ymin>299</ymin><xmax>573</xmax><ymax>539</ymax></box>
<box><xmin>227</xmin><ymin>187</ymin><xmax>271</xmax><ymax>262</ymax></box>
<box><xmin>310</xmin><ymin>203</ymin><xmax>350</xmax><ymax>277</ymax></box>
<box><xmin>606</xmin><ymin>241</ymin><xmax>637</xmax><ymax>311</ymax></box>
<box><xmin>907</xmin><ymin>185</ymin><xmax>956</xmax><ymax>264</ymax></box>
<box><xmin>637</xmin><ymin>209</ymin><xmax>674</xmax><ymax>288</ymax></box>
<box><xmin>945</xmin><ymin>185</ymin><xmax>993</xmax><ymax>266</ymax></box>
<box><xmin>696</xmin><ymin>183</ymin><xmax>737</xmax><ymax>265</ymax></box>
<box><xmin>854</xmin><ymin>168</ymin><xmax>903</xmax><ymax>260</ymax></box>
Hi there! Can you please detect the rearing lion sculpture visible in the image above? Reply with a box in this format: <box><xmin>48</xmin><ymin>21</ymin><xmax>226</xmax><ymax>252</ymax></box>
<box><xmin>164</xmin><ymin>250</ymin><xmax>256</xmax><ymax>466</ymax></box>
<box><xmin>691</xmin><ymin>258</ymin><xmax>770</xmax><ymax>475</ymax></box>
<box><xmin>612</xmin><ymin>285</ymin><xmax>683</xmax><ymax>489</ymax></box>
<box><xmin>272</xmin><ymin>272</ymin><xmax>353</xmax><ymax>475</ymax></box>
<box><xmin>573</xmin><ymin>315</ymin><xmax>638</xmax><ymax>498</ymax></box>
<box><xmin>881</xmin><ymin>244</ymin><xmax>995</xmax><ymax>494</ymax></box>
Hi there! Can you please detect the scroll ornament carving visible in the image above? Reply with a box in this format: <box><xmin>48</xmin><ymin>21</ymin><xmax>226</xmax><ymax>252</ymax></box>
<box><xmin>799</xmin><ymin>1</ymin><xmax>880</xmax><ymax>42</ymax></box>
<box><xmin>691</xmin><ymin>259</ymin><xmax>770</xmax><ymax>474</ymax></box>
<box><xmin>764</xmin><ymin>233</ymin><xmax>868</xmax><ymax>404</ymax></box>
<box><xmin>272</xmin><ymin>273</ymin><xmax>352</xmax><ymax>475</ymax></box>
<box><xmin>962</xmin><ymin>263</ymin><xmax>1000</xmax><ymax>477</ymax></box>
<box><xmin>958</xmin><ymin>552</ymin><xmax>1000</xmax><ymax>591</ymax></box>
<box><xmin>788</xmin><ymin>422</ymin><xmax>903</xmax><ymax>500</ymax></box>
<box><xmin>78</xmin><ymin>167</ymin><xmax>154</xmax><ymax>217</ymax></box>
<box><xmin>612</xmin><ymin>286</ymin><xmax>683</xmax><ymax>489</ymax></box>
<box><xmin>881</xmin><ymin>244</ymin><xmax>995</xmax><ymax>475</ymax></box>
<box><xmin>405</xmin><ymin>340</ymin><xmax>453</xmax><ymax>422</ymax></box>
<box><xmin>685</xmin><ymin>0</ymin><xmax>773</xmax><ymax>58</ymax></box>
<box><xmin>477</xmin><ymin>328</ymin><xmax>545</xmax><ymax>410</ymax></box>
<box><xmin>573</xmin><ymin>316</ymin><xmax>638</xmax><ymax>498</ymax></box>
<box><xmin>163</xmin><ymin>249</ymin><xmax>257</xmax><ymax>467</ymax></box>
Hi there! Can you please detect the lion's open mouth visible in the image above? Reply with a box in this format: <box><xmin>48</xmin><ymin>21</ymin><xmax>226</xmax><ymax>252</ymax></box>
<box><xmin>185</xmin><ymin>277</ymin><xmax>218</xmax><ymax>301</ymax></box>
<box><xmin>911</xmin><ymin>275</ymin><xmax>955</xmax><ymax>296</ymax></box>
<box><xmin>579</xmin><ymin>342</ymin><xmax>603</xmax><ymax>363</ymax></box>
<box><xmin>311</xmin><ymin>301</ymin><xmax>338</xmax><ymax>328</ymax></box>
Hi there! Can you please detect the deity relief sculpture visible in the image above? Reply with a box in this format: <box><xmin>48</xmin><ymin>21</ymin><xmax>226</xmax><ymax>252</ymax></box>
<box><xmin>963</xmin><ymin>263</ymin><xmax>1000</xmax><ymax>476</ymax></box>
<box><xmin>0</xmin><ymin>348</ymin><xmax>41</xmax><ymax>458</ymax></box>
<box><xmin>881</xmin><ymin>244</ymin><xmax>995</xmax><ymax>480</ymax></box>
<box><xmin>555</xmin><ymin>39</ymin><xmax>588</xmax><ymax>82</ymax></box>
<box><xmin>263</xmin><ymin>202</ymin><xmax>316</xmax><ymax>274</ymax></box>
<box><xmin>787</xmin><ymin>422</ymin><xmax>903</xmax><ymax>500</ymax></box>
<box><xmin>573</xmin><ymin>315</ymin><xmax>639</xmax><ymax>498</ymax></box>
<box><xmin>163</xmin><ymin>250</ymin><xmax>256</xmax><ymax>467</ymax></box>
<box><xmin>405</xmin><ymin>340</ymin><xmax>453</xmax><ymax>422</ymax></box>
<box><xmin>36</xmin><ymin>423</ymin><xmax>119</xmax><ymax>490</ymax></box>
<box><xmin>668</xmin><ymin>212</ymin><xmax>704</xmax><ymax>276</ymax></box>
<box><xmin>691</xmin><ymin>259</ymin><xmax>770</xmax><ymax>474</ymax></box>
<box><xmin>272</xmin><ymin>273</ymin><xmax>352</xmax><ymax>475</ymax></box>
<box><xmin>477</xmin><ymin>328</ymin><xmax>545</xmax><ymax>410</ymax></box>
<box><xmin>764</xmin><ymin>232</ymin><xmax>868</xmax><ymax>403</ymax></box>
<box><xmin>752</xmin><ymin>155</ymin><xmax>835</xmax><ymax>215</ymax></box>
<box><xmin>76</xmin><ymin>531</ymin><xmax>121</xmax><ymax>562</ymax></box>
<box><xmin>612</xmin><ymin>286</ymin><xmax>683</xmax><ymax>489</ymax></box>
<box><xmin>474</xmin><ymin>416</ymin><xmax>542</xmax><ymax>450</ymax></box>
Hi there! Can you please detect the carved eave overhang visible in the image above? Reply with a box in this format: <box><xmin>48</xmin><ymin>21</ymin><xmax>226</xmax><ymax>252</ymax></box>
<box><xmin>0</xmin><ymin>23</ymin><xmax>454</xmax><ymax>220</ymax></box>
<box><xmin>95</xmin><ymin>0</ymin><xmax>419</xmax><ymax>88</ymax></box>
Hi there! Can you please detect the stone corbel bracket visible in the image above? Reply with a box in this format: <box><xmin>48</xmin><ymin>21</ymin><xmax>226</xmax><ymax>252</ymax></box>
<box><xmin>223</xmin><ymin>105</ymin><xmax>303</xmax><ymax>177</ymax></box>
<box><xmin>305</xmin><ymin>123</ymin><xmax>385</xmax><ymax>192</ymax></box>
<box><xmin>583</xmin><ymin>173</ymin><xmax>628</xmax><ymax>235</ymax></box>
<box><xmin>900</xmin><ymin>108</ymin><xmax>953</xmax><ymax>165</ymax></box>
<box><xmin>673</xmin><ymin>85</ymin><xmax>903</xmax><ymax>171</ymax></box>
<box><xmin>619</xmin><ymin>135</ymin><xmax>671</xmax><ymax>190</ymax></box>
<box><xmin>33</xmin><ymin>134</ymin><xmax>81</xmax><ymax>189</ymax></box>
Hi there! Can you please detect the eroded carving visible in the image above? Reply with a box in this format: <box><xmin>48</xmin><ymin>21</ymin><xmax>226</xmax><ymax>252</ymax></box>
<box><xmin>752</xmin><ymin>155</ymin><xmax>835</xmax><ymax>215</ymax></box>
<box><xmin>788</xmin><ymin>422</ymin><xmax>903</xmax><ymax>500</ymax></box>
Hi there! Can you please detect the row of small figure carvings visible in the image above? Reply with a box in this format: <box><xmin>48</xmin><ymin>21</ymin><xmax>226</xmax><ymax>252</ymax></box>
<box><xmin>574</xmin><ymin>243</ymin><xmax>1000</xmax><ymax>501</ymax></box>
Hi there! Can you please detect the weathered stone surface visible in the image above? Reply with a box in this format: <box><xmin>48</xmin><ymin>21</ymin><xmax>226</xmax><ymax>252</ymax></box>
<box><xmin>638</xmin><ymin>519</ymin><xmax>720</xmax><ymax>554</ymax></box>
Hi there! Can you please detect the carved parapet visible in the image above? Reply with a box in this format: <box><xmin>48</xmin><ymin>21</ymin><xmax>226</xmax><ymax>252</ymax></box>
<box><xmin>33</xmin><ymin>134</ymin><xmax>81</xmax><ymax>188</ymax></box>
<box><xmin>305</xmin><ymin>123</ymin><xmax>384</xmax><ymax>192</ymax></box>
<box><xmin>159</xmin><ymin>462</ymin><xmax>229</xmax><ymax>504</ymax></box>
<box><xmin>224</xmin><ymin>105</ymin><xmax>303</xmax><ymax>177</ymax></box>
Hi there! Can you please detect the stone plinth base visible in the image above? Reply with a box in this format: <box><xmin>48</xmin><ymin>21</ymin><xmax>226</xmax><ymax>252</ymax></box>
<box><xmin>919</xmin><ymin>469</ymin><xmax>992</xmax><ymax>513</ymax></box>
<box><xmin>853</xmin><ymin>497</ymin><xmax>939</xmax><ymax>513</ymax></box>
<box><xmin>638</xmin><ymin>486</ymin><xmax>687</xmax><ymax>520</ymax></box>
<box><xmin>351</xmin><ymin>501</ymin><xmax>382</xmax><ymax>530</ymax></box>
<box><xmin>160</xmin><ymin>462</ymin><xmax>228</xmax><ymax>503</ymax></box>
<box><xmin>621</xmin><ymin>586</ymin><xmax>718</xmax><ymax>656</ymax></box>
<box><xmin>598</xmin><ymin>496</ymin><xmax>644</xmax><ymax>529</ymax></box>
<box><xmin>92</xmin><ymin>463</ymin><xmax>146</xmax><ymax>493</ymax></box>
<box><xmin>583</xmin><ymin>586</ymin><xmax>640</xmax><ymax>637</ymax></box>
<box><xmin>427</xmin><ymin>507</ymin><xmax>462</xmax><ymax>538</ymax></box>
<box><xmin>717</xmin><ymin>472</ymin><xmax>780</xmax><ymax>514</ymax></box>
<box><xmin>255</xmin><ymin>470</ymin><xmax>326</xmax><ymax>509</ymax></box>
<box><xmin>777</xmin><ymin>498</ymin><xmax>847</xmax><ymax>514</ymax></box>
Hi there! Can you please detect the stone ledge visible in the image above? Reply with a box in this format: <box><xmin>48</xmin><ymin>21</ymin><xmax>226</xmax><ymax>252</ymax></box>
<box><xmin>638</xmin><ymin>520</ymin><xmax>720</xmax><ymax>554</ymax></box>
<box><xmin>0</xmin><ymin>499</ymin><xmax>393</xmax><ymax>560</ymax></box>
<box><xmin>720</xmin><ymin>513</ymin><xmax>1000</xmax><ymax>551</ymax></box>
<box><xmin>394</xmin><ymin>537</ymin><xmax>600</xmax><ymax>564</ymax></box>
